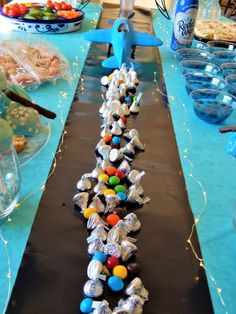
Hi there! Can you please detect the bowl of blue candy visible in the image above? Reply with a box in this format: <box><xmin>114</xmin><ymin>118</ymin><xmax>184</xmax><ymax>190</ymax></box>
<box><xmin>176</xmin><ymin>48</ymin><xmax>213</xmax><ymax>62</ymax></box>
<box><xmin>221</xmin><ymin>62</ymin><xmax>236</xmax><ymax>78</ymax></box>
<box><xmin>212</xmin><ymin>50</ymin><xmax>236</xmax><ymax>65</ymax></box>
<box><xmin>225</xmin><ymin>75</ymin><xmax>236</xmax><ymax>97</ymax></box>
<box><xmin>190</xmin><ymin>89</ymin><xmax>236</xmax><ymax>124</ymax></box>
<box><xmin>184</xmin><ymin>72</ymin><xmax>227</xmax><ymax>94</ymax></box>
<box><xmin>180</xmin><ymin>60</ymin><xmax>221</xmax><ymax>75</ymax></box>
<box><xmin>207</xmin><ymin>40</ymin><xmax>236</xmax><ymax>53</ymax></box>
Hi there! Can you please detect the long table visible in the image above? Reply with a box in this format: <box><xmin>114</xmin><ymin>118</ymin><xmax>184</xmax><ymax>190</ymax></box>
<box><xmin>0</xmin><ymin>3</ymin><xmax>102</xmax><ymax>312</ymax></box>
<box><xmin>5</xmin><ymin>4</ymin><xmax>214</xmax><ymax>314</ymax></box>
<box><xmin>152</xmin><ymin>10</ymin><xmax>236</xmax><ymax>314</ymax></box>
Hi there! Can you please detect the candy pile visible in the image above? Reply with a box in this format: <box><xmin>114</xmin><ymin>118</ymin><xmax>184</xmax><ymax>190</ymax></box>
<box><xmin>73</xmin><ymin>64</ymin><xmax>150</xmax><ymax>313</ymax></box>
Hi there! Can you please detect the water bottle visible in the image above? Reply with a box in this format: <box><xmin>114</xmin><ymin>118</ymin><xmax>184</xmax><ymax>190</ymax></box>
<box><xmin>0</xmin><ymin>118</ymin><xmax>20</xmax><ymax>218</ymax></box>
<box><xmin>170</xmin><ymin>0</ymin><xmax>199</xmax><ymax>51</ymax></box>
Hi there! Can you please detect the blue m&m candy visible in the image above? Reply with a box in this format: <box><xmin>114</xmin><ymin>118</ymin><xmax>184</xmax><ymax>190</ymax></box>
<box><xmin>112</xmin><ymin>136</ymin><xmax>121</xmax><ymax>145</ymax></box>
<box><xmin>108</xmin><ymin>276</ymin><xmax>124</xmax><ymax>291</ymax></box>
<box><xmin>125</xmin><ymin>96</ymin><xmax>132</xmax><ymax>103</ymax></box>
<box><xmin>80</xmin><ymin>298</ymin><xmax>93</xmax><ymax>313</ymax></box>
<box><xmin>117</xmin><ymin>192</ymin><xmax>127</xmax><ymax>201</ymax></box>
<box><xmin>92</xmin><ymin>252</ymin><xmax>107</xmax><ymax>264</ymax></box>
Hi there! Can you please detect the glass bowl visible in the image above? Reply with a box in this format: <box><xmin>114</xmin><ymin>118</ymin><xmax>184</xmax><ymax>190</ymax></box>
<box><xmin>180</xmin><ymin>60</ymin><xmax>221</xmax><ymax>75</ymax></box>
<box><xmin>225</xmin><ymin>75</ymin><xmax>236</xmax><ymax>97</ymax></box>
<box><xmin>212</xmin><ymin>50</ymin><xmax>236</xmax><ymax>65</ymax></box>
<box><xmin>176</xmin><ymin>48</ymin><xmax>213</xmax><ymax>61</ymax></box>
<box><xmin>189</xmin><ymin>89</ymin><xmax>236</xmax><ymax>124</ymax></box>
<box><xmin>207</xmin><ymin>40</ymin><xmax>236</xmax><ymax>53</ymax></box>
<box><xmin>221</xmin><ymin>62</ymin><xmax>236</xmax><ymax>78</ymax></box>
<box><xmin>183</xmin><ymin>72</ymin><xmax>227</xmax><ymax>94</ymax></box>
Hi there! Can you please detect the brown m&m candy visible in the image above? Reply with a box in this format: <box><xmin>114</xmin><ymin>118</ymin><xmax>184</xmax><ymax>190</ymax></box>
<box><xmin>127</xmin><ymin>262</ymin><xmax>141</xmax><ymax>274</ymax></box>
<box><xmin>112</xmin><ymin>207</ymin><xmax>126</xmax><ymax>218</ymax></box>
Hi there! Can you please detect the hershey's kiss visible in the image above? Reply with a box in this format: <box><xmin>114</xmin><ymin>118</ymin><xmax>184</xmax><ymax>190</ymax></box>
<box><xmin>123</xmin><ymin>129</ymin><xmax>139</xmax><ymax>140</ymax></box>
<box><xmin>104</xmin><ymin>242</ymin><xmax>121</xmax><ymax>258</ymax></box>
<box><xmin>121</xmin><ymin>240</ymin><xmax>137</xmax><ymax>262</ymax></box>
<box><xmin>87</xmin><ymin>225</ymin><xmax>107</xmax><ymax>244</ymax></box>
<box><xmin>125</xmin><ymin>277</ymin><xmax>149</xmax><ymax>301</ymax></box>
<box><xmin>73</xmin><ymin>192</ymin><xmax>89</xmax><ymax>211</ymax></box>
<box><xmin>111</xmin><ymin>122</ymin><xmax>122</xmax><ymax>136</ymax></box>
<box><xmin>130</xmin><ymin>101</ymin><xmax>140</xmax><ymax>114</ymax></box>
<box><xmin>98</xmin><ymin>144</ymin><xmax>111</xmax><ymax>160</ymax></box>
<box><xmin>118</xmin><ymin>159</ymin><xmax>131</xmax><ymax>174</ymax></box>
<box><xmin>88</xmin><ymin>239</ymin><xmax>105</xmax><ymax>256</ymax></box>
<box><xmin>87</xmin><ymin>213</ymin><xmax>106</xmax><ymax>230</ymax></box>
<box><xmin>112</xmin><ymin>308</ymin><xmax>130</xmax><ymax>314</ymax></box>
<box><xmin>122</xmin><ymin>295</ymin><xmax>144</xmax><ymax>314</ymax></box>
<box><xmin>121</xmin><ymin>143</ymin><xmax>135</xmax><ymax>157</ymax></box>
<box><xmin>89</xmin><ymin>196</ymin><xmax>105</xmax><ymax>213</ymax></box>
<box><xmin>109</xmin><ymin>148</ymin><xmax>124</xmax><ymax>163</ymax></box>
<box><xmin>105</xmin><ymin>194</ymin><xmax>121</xmax><ymax>212</ymax></box>
<box><xmin>87</xmin><ymin>260</ymin><xmax>105</xmax><ymax>281</ymax></box>
<box><xmin>101</xmin><ymin>126</ymin><xmax>112</xmax><ymax>137</ymax></box>
<box><xmin>128</xmin><ymin>170</ymin><xmax>145</xmax><ymax>184</ymax></box>
<box><xmin>94</xmin><ymin>181</ymin><xmax>107</xmax><ymax>195</ymax></box>
<box><xmin>91</xmin><ymin>166</ymin><xmax>104</xmax><ymax>179</ymax></box>
<box><xmin>124</xmin><ymin>213</ymin><xmax>141</xmax><ymax>232</ymax></box>
<box><xmin>127</xmin><ymin>189</ymin><xmax>145</xmax><ymax>205</ymax></box>
<box><xmin>83</xmin><ymin>279</ymin><xmax>104</xmax><ymax>298</ymax></box>
<box><xmin>99</xmin><ymin>102</ymin><xmax>107</xmax><ymax>115</ymax></box>
<box><xmin>96</xmin><ymin>138</ymin><xmax>106</xmax><ymax>151</ymax></box>
<box><xmin>129</xmin><ymin>183</ymin><xmax>144</xmax><ymax>196</ymax></box>
<box><xmin>93</xmin><ymin>301</ymin><xmax>112</xmax><ymax>314</ymax></box>
<box><xmin>76</xmin><ymin>177</ymin><xmax>92</xmax><ymax>191</ymax></box>
<box><xmin>130</xmin><ymin>136</ymin><xmax>145</xmax><ymax>151</ymax></box>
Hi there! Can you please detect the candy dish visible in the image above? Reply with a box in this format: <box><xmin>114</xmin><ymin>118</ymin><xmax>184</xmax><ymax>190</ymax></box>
<box><xmin>212</xmin><ymin>50</ymin><xmax>236</xmax><ymax>66</ymax></box>
<box><xmin>183</xmin><ymin>72</ymin><xmax>227</xmax><ymax>94</ymax></box>
<box><xmin>207</xmin><ymin>40</ymin><xmax>236</xmax><ymax>53</ymax></box>
<box><xmin>221</xmin><ymin>62</ymin><xmax>236</xmax><ymax>78</ymax></box>
<box><xmin>180</xmin><ymin>60</ymin><xmax>221</xmax><ymax>75</ymax></box>
<box><xmin>225</xmin><ymin>75</ymin><xmax>236</xmax><ymax>97</ymax></box>
<box><xmin>190</xmin><ymin>89</ymin><xmax>236</xmax><ymax>124</ymax></box>
<box><xmin>0</xmin><ymin>5</ymin><xmax>84</xmax><ymax>34</ymax></box>
<box><xmin>176</xmin><ymin>48</ymin><xmax>213</xmax><ymax>62</ymax></box>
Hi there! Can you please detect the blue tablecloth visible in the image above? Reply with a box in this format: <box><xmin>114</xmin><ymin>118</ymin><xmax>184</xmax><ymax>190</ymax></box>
<box><xmin>0</xmin><ymin>3</ymin><xmax>102</xmax><ymax>312</ymax></box>
<box><xmin>152</xmin><ymin>10</ymin><xmax>236</xmax><ymax>314</ymax></box>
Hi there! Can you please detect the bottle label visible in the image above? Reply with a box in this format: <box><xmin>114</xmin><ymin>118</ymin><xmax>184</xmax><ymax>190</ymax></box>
<box><xmin>174</xmin><ymin>8</ymin><xmax>198</xmax><ymax>45</ymax></box>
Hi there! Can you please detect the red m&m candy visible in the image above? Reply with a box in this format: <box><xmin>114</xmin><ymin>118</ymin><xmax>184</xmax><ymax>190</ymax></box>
<box><xmin>106</xmin><ymin>256</ymin><xmax>119</xmax><ymax>270</ymax></box>
<box><xmin>115</xmin><ymin>170</ymin><xmax>126</xmax><ymax>180</ymax></box>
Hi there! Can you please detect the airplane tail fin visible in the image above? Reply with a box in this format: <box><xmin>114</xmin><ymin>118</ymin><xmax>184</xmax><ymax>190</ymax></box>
<box><xmin>102</xmin><ymin>56</ymin><xmax>139</xmax><ymax>70</ymax></box>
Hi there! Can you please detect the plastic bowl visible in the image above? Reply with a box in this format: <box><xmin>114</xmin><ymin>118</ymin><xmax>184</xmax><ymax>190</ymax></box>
<box><xmin>207</xmin><ymin>40</ymin><xmax>236</xmax><ymax>53</ymax></box>
<box><xmin>191</xmin><ymin>41</ymin><xmax>208</xmax><ymax>50</ymax></box>
<box><xmin>221</xmin><ymin>62</ymin><xmax>236</xmax><ymax>78</ymax></box>
<box><xmin>225</xmin><ymin>75</ymin><xmax>236</xmax><ymax>97</ymax></box>
<box><xmin>212</xmin><ymin>50</ymin><xmax>236</xmax><ymax>65</ymax></box>
<box><xmin>176</xmin><ymin>48</ymin><xmax>213</xmax><ymax>61</ymax></box>
<box><xmin>180</xmin><ymin>60</ymin><xmax>221</xmax><ymax>75</ymax></box>
<box><xmin>189</xmin><ymin>89</ymin><xmax>236</xmax><ymax>124</ymax></box>
<box><xmin>183</xmin><ymin>72</ymin><xmax>227</xmax><ymax>94</ymax></box>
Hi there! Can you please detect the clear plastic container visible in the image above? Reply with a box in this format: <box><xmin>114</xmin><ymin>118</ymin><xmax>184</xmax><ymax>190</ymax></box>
<box><xmin>0</xmin><ymin>119</ymin><xmax>20</xmax><ymax>218</ymax></box>
<box><xmin>119</xmin><ymin>0</ymin><xmax>135</xmax><ymax>17</ymax></box>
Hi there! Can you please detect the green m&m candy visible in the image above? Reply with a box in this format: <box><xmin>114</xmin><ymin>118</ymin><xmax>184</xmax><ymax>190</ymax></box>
<box><xmin>109</xmin><ymin>176</ymin><xmax>120</xmax><ymax>186</ymax></box>
<box><xmin>114</xmin><ymin>185</ymin><xmax>126</xmax><ymax>193</ymax></box>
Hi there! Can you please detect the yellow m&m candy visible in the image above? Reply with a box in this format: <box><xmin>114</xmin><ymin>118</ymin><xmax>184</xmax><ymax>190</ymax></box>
<box><xmin>113</xmin><ymin>265</ymin><xmax>128</xmax><ymax>279</ymax></box>
<box><xmin>98</xmin><ymin>174</ymin><xmax>109</xmax><ymax>183</ymax></box>
<box><xmin>83</xmin><ymin>207</ymin><xmax>96</xmax><ymax>219</ymax></box>
<box><xmin>104</xmin><ymin>189</ymin><xmax>116</xmax><ymax>196</ymax></box>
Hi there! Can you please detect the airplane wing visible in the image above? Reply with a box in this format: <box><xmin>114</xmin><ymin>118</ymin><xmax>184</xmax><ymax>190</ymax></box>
<box><xmin>133</xmin><ymin>31</ymin><xmax>163</xmax><ymax>47</ymax></box>
<box><xmin>83</xmin><ymin>29</ymin><xmax>112</xmax><ymax>44</ymax></box>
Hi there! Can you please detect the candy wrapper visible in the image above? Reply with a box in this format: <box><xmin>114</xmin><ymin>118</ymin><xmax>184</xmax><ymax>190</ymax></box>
<box><xmin>118</xmin><ymin>160</ymin><xmax>131</xmax><ymax>174</ymax></box>
<box><xmin>104</xmin><ymin>242</ymin><xmax>121</xmax><ymax>258</ymax></box>
<box><xmin>83</xmin><ymin>279</ymin><xmax>104</xmax><ymax>298</ymax></box>
<box><xmin>76</xmin><ymin>176</ymin><xmax>92</xmax><ymax>191</ymax></box>
<box><xmin>87</xmin><ymin>225</ymin><xmax>107</xmax><ymax>244</ymax></box>
<box><xmin>105</xmin><ymin>194</ymin><xmax>121</xmax><ymax>212</ymax></box>
<box><xmin>87</xmin><ymin>213</ymin><xmax>106</xmax><ymax>230</ymax></box>
<box><xmin>125</xmin><ymin>278</ymin><xmax>149</xmax><ymax>301</ymax></box>
<box><xmin>107</xmin><ymin>220</ymin><xmax>129</xmax><ymax>244</ymax></box>
<box><xmin>124</xmin><ymin>213</ymin><xmax>141</xmax><ymax>232</ymax></box>
<box><xmin>128</xmin><ymin>170</ymin><xmax>145</xmax><ymax>184</ymax></box>
<box><xmin>127</xmin><ymin>189</ymin><xmax>150</xmax><ymax>206</ymax></box>
<box><xmin>123</xmin><ymin>129</ymin><xmax>139</xmax><ymax>141</ymax></box>
<box><xmin>89</xmin><ymin>196</ymin><xmax>105</xmax><ymax>214</ymax></box>
<box><xmin>94</xmin><ymin>181</ymin><xmax>107</xmax><ymax>195</ymax></box>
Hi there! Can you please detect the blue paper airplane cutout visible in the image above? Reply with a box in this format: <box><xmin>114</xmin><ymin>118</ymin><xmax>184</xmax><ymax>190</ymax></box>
<box><xmin>83</xmin><ymin>18</ymin><xmax>163</xmax><ymax>69</ymax></box>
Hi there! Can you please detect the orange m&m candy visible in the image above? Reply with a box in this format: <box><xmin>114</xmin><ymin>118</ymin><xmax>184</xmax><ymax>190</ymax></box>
<box><xmin>103</xmin><ymin>134</ymin><xmax>112</xmax><ymax>144</ymax></box>
<box><xmin>106</xmin><ymin>214</ymin><xmax>120</xmax><ymax>226</ymax></box>
<box><xmin>105</xmin><ymin>166</ymin><xmax>117</xmax><ymax>176</ymax></box>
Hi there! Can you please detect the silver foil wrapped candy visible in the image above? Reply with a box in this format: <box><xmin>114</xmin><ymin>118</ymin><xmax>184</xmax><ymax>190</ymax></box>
<box><xmin>76</xmin><ymin>176</ymin><xmax>92</xmax><ymax>191</ymax></box>
<box><xmin>120</xmin><ymin>295</ymin><xmax>144</xmax><ymax>314</ymax></box>
<box><xmin>96</xmin><ymin>138</ymin><xmax>106</xmax><ymax>151</ymax></box>
<box><xmin>104</xmin><ymin>242</ymin><xmax>121</xmax><ymax>258</ymax></box>
<box><xmin>87</xmin><ymin>225</ymin><xmax>107</xmax><ymax>244</ymax></box>
<box><xmin>123</xmin><ymin>129</ymin><xmax>139</xmax><ymax>141</ymax></box>
<box><xmin>73</xmin><ymin>192</ymin><xmax>89</xmax><ymax>212</ymax></box>
<box><xmin>121</xmin><ymin>143</ymin><xmax>135</xmax><ymax>158</ymax></box>
<box><xmin>125</xmin><ymin>278</ymin><xmax>149</xmax><ymax>301</ymax></box>
<box><xmin>92</xmin><ymin>300</ymin><xmax>112</xmax><ymax>314</ymax></box>
<box><xmin>130</xmin><ymin>136</ymin><xmax>145</xmax><ymax>151</ymax></box>
<box><xmin>129</xmin><ymin>183</ymin><xmax>144</xmax><ymax>196</ymax></box>
<box><xmin>128</xmin><ymin>170</ymin><xmax>145</xmax><ymax>184</ymax></box>
<box><xmin>88</xmin><ymin>239</ymin><xmax>105</xmax><ymax>256</ymax></box>
<box><xmin>118</xmin><ymin>160</ymin><xmax>131</xmax><ymax>174</ymax></box>
<box><xmin>112</xmin><ymin>308</ymin><xmax>130</xmax><ymax>314</ymax></box>
<box><xmin>87</xmin><ymin>213</ymin><xmax>106</xmax><ymax>230</ymax></box>
<box><xmin>94</xmin><ymin>181</ymin><xmax>107</xmax><ymax>195</ymax></box>
<box><xmin>91</xmin><ymin>166</ymin><xmax>104</xmax><ymax>179</ymax></box>
<box><xmin>83</xmin><ymin>279</ymin><xmax>104</xmax><ymax>298</ymax></box>
<box><xmin>87</xmin><ymin>260</ymin><xmax>106</xmax><ymax>281</ymax></box>
<box><xmin>109</xmin><ymin>149</ymin><xmax>124</xmax><ymax>163</ymax></box>
<box><xmin>127</xmin><ymin>189</ymin><xmax>150</xmax><ymax>206</ymax></box>
<box><xmin>124</xmin><ymin>213</ymin><xmax>141</xmax><ymax>232</ymax></box>
<box><xmin>98</xmin><ymin>145</ymin><xmax>111</xmax><ymax>160</ymax></box>
<box><xmin>105</xmin><ymin>194</ymin><xmax>121</xmax><ymax>212</ymax></box>
<box><xmin>101</xmin><ymin>126</ymin><xmax>112</xmax><ymax>138</ymax></box>
<box><xmin>89</xmin><ymin>196</ymin><xmax>105</xmax><ymax>214</ymax></box>
<box><xmin>121</xmin><ymin>240</ymin><xmax>137</xmax><ymax>262</ymax></box>
<box><xmin>107</xmin><ymin>220</ymin><xmax>129</xmax><ymax>244</ymax></box>
<box><xmin>111</xmin><ymin>121</ymin><xmax>122</xmax><ymax>136</ymax></box>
